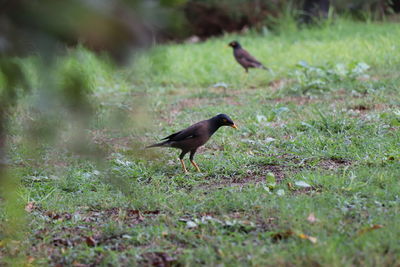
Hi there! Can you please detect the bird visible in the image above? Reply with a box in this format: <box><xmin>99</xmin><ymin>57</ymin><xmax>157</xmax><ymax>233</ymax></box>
<box><xmin>228</xmin><ymin>41</ymin><xmax>269</xmax><ymax>73</ymax></box>
<box><xmin>146</xmin><ymin>114</ymin><xmax>238</xmax><ymax>173</ymax></box>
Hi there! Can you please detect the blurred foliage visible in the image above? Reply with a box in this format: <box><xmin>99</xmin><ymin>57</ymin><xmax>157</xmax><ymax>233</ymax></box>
<box><xmin>182</xmin><ymin>0</ymin><xmax>399</xmax><ymax>38</ymax></box>
<box><xmin>0</xmin><ymin>0</ymin><xmax>183</xmax><ymax>263</ymax></box>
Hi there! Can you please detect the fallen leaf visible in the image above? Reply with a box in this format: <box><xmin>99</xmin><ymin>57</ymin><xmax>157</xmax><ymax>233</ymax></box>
<box><xmin>265</xmin><ymin>172</ymin><xmax>276</xmax><ymax>185</ymax></box>
<box><xmin>25</xmin><ymin>202</ymin><xmax>36</xmax><ymax>213</ymax></box>
<box><xmin>358</xmin><ymin>224</ymin><xmax>383</xmax><ymax>236</ymax></box>
<box><xmin>265</xmin><ymin>137</ymin><xmax>276</xmax><ymax>143</ymax></box>
<box><xmin>271</xmin><ymin>230</ymin><xmax>294</xmax><ymax>242</ymax></box>
<box><xmin>127</xmin><ymin>209</ymin><xmax>145</xmax><ymax>221</ymax></box>
<box><xmin>256</xmin><ymin>114</ymin><xmax>267</xmax><ymax>122</ymax></box>
<box><xmin>287</xmin><ymin>182</ymin><xmax>294</xmax><ymax>191</ymax></box>
<box><xmin>272</xmin><ymin>230</ymin><xmax>317</xmax><ymax>244</ymax></box>
<box><xmin>186</xmin><ymin>221</ymin><xmax>197</xmax><ymax>229</ymax></box>
<box><xmin>307</xmin><ymin>213</ymin><xmax>317</xmax><ymax>223</ymax></box>
<box><xmin>297</xmin><ymin>233</ymin><xmax>318</xmax><ymax>243</ymax></box>
<box><xmin>295</xmin><ymin>181</ymin><xmax>311</xmax><ymax>188</ymax></box>
<box><xmin>46</xmin><ymin>211</ymin><xmax>61</xmax><ymax>220</ymax></box>
<box><xmin>140</xmin><ymin>252</ymin><xmax>176</xmax><ymax>267</ymax></box>
<box><xmin>85</xmin><ymin>236</ymin><xmax>96</xmax><ymax>247</ymax></box>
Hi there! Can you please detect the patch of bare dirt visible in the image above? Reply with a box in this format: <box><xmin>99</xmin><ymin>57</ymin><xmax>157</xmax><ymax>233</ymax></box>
<box><xmin>273</xmin><ymin>96</ymin><xmax>317</xmax><ymax>105</ymax></box>
<box><xmin>25</xmin><ymin>205</ymin><xmax>161</xmax><ymax>265</ymax></box>
<box><xmin>92</xmin><ymin>130</ymin><xmax>133</xmax><ymax>151</ymax></box>
<box><xmin>201</xmin><ymin>161</ymin><xmax>302</xmax><ymax>190</ymax></box>
<box><xmin>139</xmin><ymin>252</ymin><xmax>176</xmax><ymax>267</ymax></box>
<box><xmin>268</xmin><ymin>78</ymin><xmax>293</xmax><ymax>92</ymax></box>
<box><xmin>287</xmin><ymin>182</ymin><xmax>323</xmax><ymax>195</ymax></box>
<box><xmin>318</xmin><ymin>158</ymin><xmax>352</xmax><ymax>170</ymax></box>
<box><xmin>201</xmin><ymin>155</ymin><xmax>354</xmax><ymax>190</ymax></box>
<box><xmin>348</xmin><ymin>103</ymin><xmax>390</xmax><ymax>113</ymax></box>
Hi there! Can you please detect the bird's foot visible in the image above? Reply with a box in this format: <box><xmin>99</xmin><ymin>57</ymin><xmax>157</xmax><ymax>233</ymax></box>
<box><xmin>190</xmin><ymin>160</ymin><xmax>201</xmax><ymax>172</ymax></box>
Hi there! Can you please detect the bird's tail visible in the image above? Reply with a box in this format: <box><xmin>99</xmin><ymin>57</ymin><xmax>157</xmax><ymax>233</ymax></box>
<box><xmin>261</xmin><ymin>65</ymin><xmax>275</xmax><ymax>75</ymax></box>
<box><xmin>145</xmin><ymin>141</ymin><xmax>168</xmax><ymax>149</ymax></box>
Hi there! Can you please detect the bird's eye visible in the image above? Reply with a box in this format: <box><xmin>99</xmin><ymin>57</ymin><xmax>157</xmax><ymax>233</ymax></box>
<box><xmin>223</xmin><ymin>119</ymin><xmax>227</xmax><ymax>123</ymax></box>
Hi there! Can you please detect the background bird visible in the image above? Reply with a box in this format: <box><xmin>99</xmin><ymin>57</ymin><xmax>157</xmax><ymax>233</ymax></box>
<box><xmin>228</xmin><ymin>41</ymin><xmax>269</xmax><ymax>73</ymax></box>
<box><xmin>146</xmin><ymin>114</ymin><xmax>237</xmax><ymax>173</ymax></box>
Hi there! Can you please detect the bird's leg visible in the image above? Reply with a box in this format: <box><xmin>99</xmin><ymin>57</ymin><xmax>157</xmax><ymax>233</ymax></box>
<box><xmin>179</xmin><ymin>151</ymin><xmax>188</xmax><ymax>173</ymax></box>
<box><xmin>189</xmin><ymin>150</ymin><xmax>200</xmax><ymax>172</ymax></box>
<box><xmin>190</xmin><ymin>160</ymin><xmax>200</xmax><ymax>172</ymax></box>
<box><xmin>180</xmin><ymin>159</ymin><xmax>188</xmax><ymax>173</ymax></box>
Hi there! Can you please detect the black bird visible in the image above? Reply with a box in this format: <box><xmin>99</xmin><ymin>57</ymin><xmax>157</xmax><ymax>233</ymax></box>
<box><xmin>146</xmin><ymin>114</ymin><xmax>237</xmax><ymax>173</ymax></box>
<box><xmin>228</xmin><ymin>41</ymin><xmax>268</xmax><ymax>73</ymax></box>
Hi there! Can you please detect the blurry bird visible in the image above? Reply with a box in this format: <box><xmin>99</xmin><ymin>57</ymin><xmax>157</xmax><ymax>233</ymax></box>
<box><xmin>228</xmin><ymin>41</ymin><xmax>269</xmax><ymax>73</ymax></box>
<box><xmin>146</xmin><ymin>114</ymin><xmax>237</xmax><ymax>173</ymax></box>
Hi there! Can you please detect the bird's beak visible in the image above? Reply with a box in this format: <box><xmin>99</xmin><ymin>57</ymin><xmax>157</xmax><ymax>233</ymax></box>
<box><xmin>225</xmin><ymin>45</ymin><xmax>230</xmax><ymax>49</ymax></box>
<box><xmin>231</xmin><ymin>124</ymin><xmax>238</xmax><ymax>129</ymax></box>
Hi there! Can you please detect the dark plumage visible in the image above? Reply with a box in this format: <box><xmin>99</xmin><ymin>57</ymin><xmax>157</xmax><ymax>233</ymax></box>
<box><xmin>228</xmin><ymin>41</ymin><xmax>269</xmax><ymax>73</ymax></box>
<box><xmin>146</xmin><ymin>114</ymin><xmax>237</xmax><ymax>173</ymax></box>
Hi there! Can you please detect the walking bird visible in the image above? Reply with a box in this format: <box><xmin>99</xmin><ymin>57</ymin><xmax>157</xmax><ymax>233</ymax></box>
<box><xmin>228</xmin><ymin>41</ymin><xmax>269</xmax><ymax>73</ymax></box>
<box><xmin>146</xmin><ymin>114</ymin><xmax>237</xmax><ymax>173</ymax></box>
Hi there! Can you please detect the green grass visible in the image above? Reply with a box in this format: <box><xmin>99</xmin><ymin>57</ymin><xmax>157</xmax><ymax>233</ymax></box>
<box><xmin>1</xmin><ymin>19</ymin><xmax>400</xmax><ymax>266</ymax></box>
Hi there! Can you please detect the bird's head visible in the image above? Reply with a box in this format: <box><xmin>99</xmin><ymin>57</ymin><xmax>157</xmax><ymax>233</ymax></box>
<box><xmin>228</xmin><ymin>41</ymin><xmax>241</xmax><ymax>49</ymax></box>
<box><xmin>213</xmin><ymin>114</ymin><xmax>238</xmax><ymax>129</ymax></box>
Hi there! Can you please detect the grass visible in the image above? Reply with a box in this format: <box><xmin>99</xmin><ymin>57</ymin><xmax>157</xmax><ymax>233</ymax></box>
<box><xmin>1</xmin><ymin>19</ymin><xmax>400</xmax><ymax>266</ymax></box>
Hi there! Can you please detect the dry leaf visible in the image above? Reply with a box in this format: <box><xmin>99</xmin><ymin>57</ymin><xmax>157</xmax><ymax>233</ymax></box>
<box><xmin>272</xmin><ymin>230</ymin><xmax>317</xmax><ymax>244</ymax></box>
<box><xmin>85</xmin><ymin>236</ymin><xmax>96</xmax><ymax>247</ymax></box>
<box><xmin>307</xmin><ymin>213</ymin><xmax>317</xmax><ymax>223</ymax></box>
<box><xmin>297</xmin><ymin>233</ymin><xmax>318</xmax><ymax>243</ymax></box>
<box><xmin>358</xmin><ymin>224</ymin><xmax>383</xmax><ymax>236</ymax></box>
<box><xmin>287</xmin><ymin>182</ymin><xmax>294</xmax><ymax>191</ymax></box>
<box><xmin>140</xmin><ymin>252</ymin><xmax>176</xmax><ymax>267</ymax></box>
<box><xmin>27</xmin><ymin>256</ymin><xmax>35</xmax><ymax>264</ymax></box>
<box><xmin>25</xmin><ymin>202</ymin><xmax>36</xmax><ymax>213</ymax></box>
<box><xmin>271</xmin><ymin>230</ymin><xmax>295</xmax><ymax>242</ymax></box>
<box><xmin>73</xmin><ymin>261</ymin><xmax>88</xmax><ymax>267</ymax></box>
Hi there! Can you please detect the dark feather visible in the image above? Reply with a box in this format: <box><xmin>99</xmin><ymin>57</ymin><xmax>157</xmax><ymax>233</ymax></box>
<box><xmin>229</xmin><ymin>41</ymin><xmax>269</xmax><ymax>72</ymax></box>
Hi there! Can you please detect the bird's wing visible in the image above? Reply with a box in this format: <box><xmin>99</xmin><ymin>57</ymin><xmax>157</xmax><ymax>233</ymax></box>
<box><xmin>161</xmin><ymin>131</ymin><xmax>183</xmax><ymax>140</ymax></box>
<box><xmin>236</xmin><ymin>49</ymin><xmax>264</xmax><ymax>67</ymax></box>
<box><xmin>162</xmin><ymin>122</ymin><xmax>204</xmax><ymax>141</ymax></box>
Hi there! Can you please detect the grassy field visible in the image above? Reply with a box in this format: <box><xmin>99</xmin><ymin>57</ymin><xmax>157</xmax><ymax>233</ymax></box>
<box><xmin>1</xmin><ymin>20</ymin><xmax>400</xmax><ymax>266</ymax></box>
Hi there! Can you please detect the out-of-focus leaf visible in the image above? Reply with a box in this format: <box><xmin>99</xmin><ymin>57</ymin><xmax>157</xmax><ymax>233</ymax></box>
<box><xmin>265</xmin><ymin>137</ymin><xmax>276</xmax><ymax>143</ymax></box>
<box><xmin>352</xmin><ymin>62</ymin><xmax>370</xmax><ymax>75</ymax></box>
<box><xmin>297</xmin><ymin>60</ymin><xmax>309</xmax><ymax>68</ymax></box>
<box><xmin>265</xmin><ymin>172</ymin><xmax>276</xmax><ymax>185</ymax></box>
<box><xmin>274</xmin><ymin>106</ymin><xmax>290</xmax><ymax>114</ymax></box>
<box><xmin>186</xmin><ymin>221</ymin><xmax>198</xmax><ymax>229</ymax></box>
<box><xmin>212</xmin><ymin>82</ymin><xmax>228</xmax><ymax>89</ymax></box>
<box><xmin>295</xmin><ymin>181</ymin><xmax>311</xmax><ymax>188</ymax></box>
<box><xmin>276</xmin><ymin>189</ymin><xmax>285</xmax><ymax>196</ymax></box>
<box><xmin>256</xmin><ymin>114</ymin><xmax>267</xmax><ymax>123</ymax></box>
